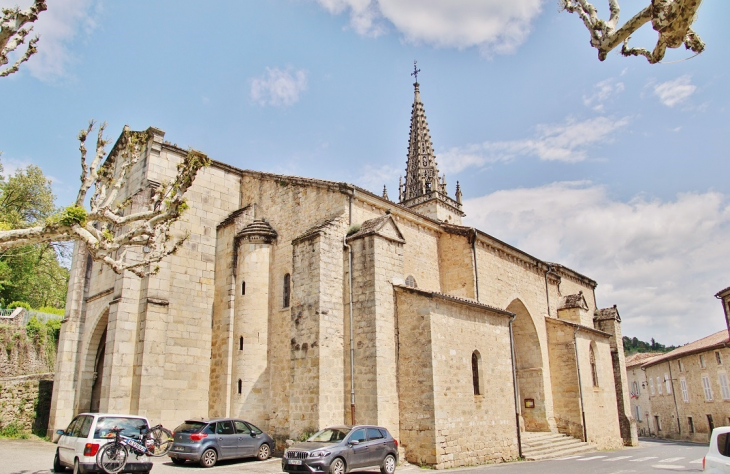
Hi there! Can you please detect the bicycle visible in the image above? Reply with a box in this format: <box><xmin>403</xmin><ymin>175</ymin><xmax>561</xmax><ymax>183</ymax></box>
<box><xmin>95</xmin><ymin>424</ymin><xmax>173</xmax><ymax>474</ymax></box>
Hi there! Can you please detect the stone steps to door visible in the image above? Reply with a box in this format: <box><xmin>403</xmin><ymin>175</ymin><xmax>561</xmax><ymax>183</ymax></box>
<box><xmin>520</xmin><ymin>431</ymin><xmax>595</xmax><ymax>461</ymax></box>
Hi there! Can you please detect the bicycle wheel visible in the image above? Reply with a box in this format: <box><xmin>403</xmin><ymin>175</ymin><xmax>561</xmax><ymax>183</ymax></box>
<box><xmin>147</xmin><ymin>426</ymin><xmax>174</xmax><ymax>457</ymax></box>
<box><xmin>96</xmin><ymin>443</ymin><xmax>128</xmax><ymax>474</ymax></box>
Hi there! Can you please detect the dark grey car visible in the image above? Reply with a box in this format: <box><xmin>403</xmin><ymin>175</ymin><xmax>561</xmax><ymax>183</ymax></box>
<box><xmin>168</xmin><ymin>418</ymin><xmax>274</xmax><ymax>468</ymax></box>
<box><xmin>282</xmin><ymin>425</ymin><xmax>398</xmax><ymax>474</ymax></box>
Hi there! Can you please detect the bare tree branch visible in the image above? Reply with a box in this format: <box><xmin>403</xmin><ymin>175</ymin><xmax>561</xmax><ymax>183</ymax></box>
<box><xmin>560</xmin><ymin>0</ymin><xmax>705</xmax><ymax>63</ymax></box>
<box><xmin>0</xmin><ymin>123</ymin><xmax>210</xmax><ymax>278</ymax></box>
<box><xmin>0</xmin><ymin>0</ymin><xmax>46</xmax><ymax>77</ymax></box>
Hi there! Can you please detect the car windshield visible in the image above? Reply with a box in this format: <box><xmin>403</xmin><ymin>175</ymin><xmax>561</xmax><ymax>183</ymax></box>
<box><xmin>307</xmin><ymin>428</ymin><xmax>350</xmax><ymax>443</ymax></box>
<box><xmin>94</xmin><ymin>417</ymin><xmax>148</xmax><ymax>440</ymax></box>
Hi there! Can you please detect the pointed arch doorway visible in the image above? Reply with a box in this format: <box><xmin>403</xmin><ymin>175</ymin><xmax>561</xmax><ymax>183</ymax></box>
<box><xmin>507</xmin><ymin>299</ymin><xmax>549</xmax><ymax>432</ymax></box>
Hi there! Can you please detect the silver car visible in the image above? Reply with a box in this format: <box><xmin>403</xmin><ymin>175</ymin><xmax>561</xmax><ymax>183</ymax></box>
<box><xmin>168</xmin><ymin>418</ymin><xmax>274</xmax><ymax>468</ymax></box>
<box><xmin>282</xmin><ymin>425</ymin><xmax>398</xmax><ymax>474</ymax></box>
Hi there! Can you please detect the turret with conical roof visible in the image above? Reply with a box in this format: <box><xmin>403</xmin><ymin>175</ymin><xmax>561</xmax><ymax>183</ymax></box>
<box><xmin>398</xmin><ymin>62</ymin><xmax>464</xmax><ymax>224</ymax></box>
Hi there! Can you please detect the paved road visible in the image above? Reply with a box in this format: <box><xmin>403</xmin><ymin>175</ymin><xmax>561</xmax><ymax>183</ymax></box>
<box><xmin>1</xmin><ymin>437</ymin><xmax>708</xmax><ymax>474</ymax></box>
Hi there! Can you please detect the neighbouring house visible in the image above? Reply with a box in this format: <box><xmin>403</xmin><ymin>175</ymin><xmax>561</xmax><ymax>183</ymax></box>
<box><xmin>48</xmin><ymin>78</ymin><xmax>636</xmax><ymax>468</ymax></box>
<box><xmin>627</xmin><ymin>287</ymin><xmax>730</xmax><ymax>443</ymax></box>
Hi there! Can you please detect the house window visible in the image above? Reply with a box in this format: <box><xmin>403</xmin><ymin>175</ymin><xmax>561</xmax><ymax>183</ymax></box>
<box><xmin>241</xmin><ymin>282</ymin><xmax>246</xmax><ymax>295</ymax></box>
<box><xmin>703</xmin><ymin>375</ymin><xmax>714</xmax><ymax>401</ymax></box>
<box><xmin>665</xmin><ymin>373</ymin><xmax>672</xmax><ymax>394</ymax></box>
<box><xmin>657</xmin><ymin>377</ymin><xmax>663</xmax><ymax>395</ymax></box>
<box><xmin>650</xmin><ymin>378</ymin><xmax>655</xmax><ymax>395</ymax></box>
<box><xmin>239</xmin><ymin>337</ymin><xmax>243</xmax><ymax>351</ymax></box>
<box><xmin>472</xmin><ymin>351</ymin><xmax>481</xmax><ymax>396</ymax></box>
<box><xmin>700</xmin><ymin>354</ymin><xmax>707</xmax><ymax>368</ymax></box>
<box><xmin>405</xmin><ymin>275</ymin><xmax>417</xmax><ymax>288</ymax></box>
<box><xmin>283</xmin><ymin>273</ymin><xmax>291</xmax><ymax>308</ymax></box>
<box><xmin>688</xmin><ymin>417</ymin><xmax>695</xmax><ymax>433</ymax></box>
<box><xmin>655</xmin><ymin>415</ymin><xmax>661</xmax><ymax>431</ymax></box>
<box><xmin>717</xmin><ymin>351</ymin><xmax>723</xmax><ymax>365</ymax></box>
<box><xmin>678</xmin><ymin>359</ymin><xmax>684</xmax><ymax>372</ymax></box>
<box><xmin>680</xmin><ymin>378</ymin><xmax>689</xmax><ymax>402</ymax></box>
<box><xmin>635</xmin><ymin>405</ymin><xmax>641</xmax><ymax>420</ymax></box>
<box><xmin>708</xmin><ymin>414</ymin><xmax>715</xmax><ymax>432</ymax></box>
<box><xmin>632</xmin><ymin>381</ymin><xmax>639</xmax><ymax>396</ymax></box>
<box><xmin>719</xmin><ymin>373</ymin><xmax>730</xmax><ymax>400</ymax></box>
<box><xmin>237</xmin><ymin>379</ymin><xmax>242</xmax><ymax>394</ymax></box>
<box><xmin>589</xmin><ymin>344</ymin><xmax>599</xmax><ymax>387</ymax></box>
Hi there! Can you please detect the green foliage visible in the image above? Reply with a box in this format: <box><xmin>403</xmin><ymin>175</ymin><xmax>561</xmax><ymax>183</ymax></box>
<box><xmin>58</xmin><ymin>205</ymin><xmax>87</xmax><ymax>227</ymax></box>
<box><xmin>7</xmin><ymin>301</ymin><xmax>31</xmax><ymax>310</ymax></box>
<box><xmin>0</xmin><ymin>244</ymin><xmax>69</xmax><ymax>309</ymax></box>
<box><xmin>0</xmin><ymin>164</ymin><xmax>56</xmax><ymax>229</ymax></box>
<box><xmin>36</xmin><ymin>306</ymin><xmax>64</xmax><ymax>315</ymax></box>
<box><xmin>0</xmin><ymin>422</ymin><xmax>29</xmax><ymax>439</ymax></box>
<box><xmin>346</xmin><ymin>224</ymin><xmax>361</xmax><ymax>236</ymax></box>
<box><xmin>26</xmin><ymin>316</ymin><xmax>43</xmax><ymax>340</ymax></box>
<box><xmin>623</xmin><ymin>336</ymin><xmax>677</xmax><ymax>355</ymax></box>
<box><xmin>45</xmin><ymin>318</ymin><xmax>61</xmax><ymax>344</ymax></box>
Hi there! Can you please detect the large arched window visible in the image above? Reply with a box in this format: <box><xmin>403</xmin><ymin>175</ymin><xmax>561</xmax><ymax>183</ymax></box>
<box><xmin>472</xmin><ymin>351</ymin><xmax>482</xmax><ymax>395</ymax></box>
<box><xmin>283</xmin><ymin>273</ymin><xmax>291</xmax><ymax>308</ymax></box>
<box><xmin>589</xmin><ymin>344</ymin><xmax>599</xmax><ymax>387</ymax></box>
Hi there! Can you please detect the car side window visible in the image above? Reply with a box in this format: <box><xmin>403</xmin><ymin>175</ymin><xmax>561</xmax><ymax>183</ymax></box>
<box><xmin>718</xmin><ymin>433</ymin><xmax>730</xmax><ymax>457</ymax></box>
<box><xmin>65</xmin><ymin>417</ymin><xmax>81</xmax><ymax>437</ymax></box>
<box><xmin>203</xmin><ymin>424</ymin><xmax>215</xmax><ymax>434</ymax></box>
<box><xmin>234</xmin><ymin>421</ymin><xmax>250</xmax><ymax>434</ymax></box>
<box><xmin>367</xmin><ymin>428</ymin><xmax>383</xmax><ymax>440</ymax></box>
<box><xmin>349</xmin><ymin>429</ymin><xmax>366</xmax><ymax>443</ymax></box>
<box><xmin>79</xmin><ymin>416</ymin><xmax>93</xmax><ymax>438</ymax></box>
<box><xmin>216</xmin><ymin>421</ymin><xmax>235</xmax><ymax>435</ymax></box>
<box><xmin>246</xmin><ymin>423</ymin><xmax>263</xmax><ymax>435</ymax></box>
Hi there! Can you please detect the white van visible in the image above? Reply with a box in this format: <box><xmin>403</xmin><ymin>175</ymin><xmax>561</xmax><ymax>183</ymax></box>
<box><xmin>705</xmin><ymin>426</ymin><xmax>730</xmax><ymax>473</ymax></box>
<box><xmin>54</xmin><ymin>413</ymin><xmax>153</xmax><ymax>473</ymax></box>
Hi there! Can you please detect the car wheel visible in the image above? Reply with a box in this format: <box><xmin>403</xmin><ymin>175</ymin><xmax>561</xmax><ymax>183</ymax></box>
<box><xmin>329</xmin><ymin>457</ymin><xmax>346</xmax><ymax>474</ymax></box>
<box><xmin>257</xmin><ymin>443</ymin><xmax>270</xmax><ymax>460</ymax></box>
<box><xmin>199</xmin><ymin>448</ymin><xmax>218</xmax><ymax>468</ymax></box>
<box><xmin>53</xmin><ymin>451</ymin><xmax>66</xmax><ymax>472</ymax></box>
<box><xmin>72</xmin><ymin>458</ymin><xmax>80</xmax><ymax>474</ymax></box>
<box><xmin>171</xmin><ymin>458</ymin><xmax>186</xmax><ymax>465</ymax></box>
<box><xmin>381</xmin><ymin>454</ymin><xmax>396</xmax><ymax>474</ymax></box>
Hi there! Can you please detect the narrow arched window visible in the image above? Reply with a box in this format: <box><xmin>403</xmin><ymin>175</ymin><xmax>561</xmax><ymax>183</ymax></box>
<box><xmin>237</xmin><ymin>379</ymin><xmax>242</xmax><ymax>394</ymax></box>
<box><xmin>239</xmin><ymin>336</ymin><xmax>243</xmax><ymax>350</ymax></box>
<box><xmin>405</xmin><ymin>275</ymin><xmax>417</xmax><ymax>288</ymax></box>
<box><xmin>590</xmin><ymin>344</ymin><xmax>599</xmax><ymax>387</ymax></box>
<box><xmin>283</xmin><ymin>273</ymin><xmax>291</xmax><ymax>308</ymax></box>
<box><xmin>472</xmin><ymin>351</ymin><xmax>481</xmax><ymax>395</ymax></box>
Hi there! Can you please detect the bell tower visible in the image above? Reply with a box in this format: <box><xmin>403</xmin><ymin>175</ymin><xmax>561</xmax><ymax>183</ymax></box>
<box><xmin>398</xmin><ymin>62</ymin><xmax>464</xmax><ymax>224</ymax></box>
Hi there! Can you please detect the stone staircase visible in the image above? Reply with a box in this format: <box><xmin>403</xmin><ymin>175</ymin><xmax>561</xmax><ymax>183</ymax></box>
<box><xmin>520</xmin><ymin>431</ymin><xmax>595</xmax><ymax>461</ymax></box>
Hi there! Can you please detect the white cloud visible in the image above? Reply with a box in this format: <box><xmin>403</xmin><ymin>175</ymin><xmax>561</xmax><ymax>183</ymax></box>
<box><xmin>354</xmin><ymin>164</ymin><xmax>401</xmax><ymax>194</ymax></box>
<box><xmin>0</xmin><ymin>0</ymin><xmax>100</xmax><ymax>81</ymax></box>
<box><xmin>463</xmin><ymin>182</ymin><xmax>730</xmax><ymax>346</ymax></box>
<box><xmin>439</xmin><ymin>116</ymin><xmax>630</xmax><ymax>173</ymax></box>
<box><xmin>654</xmin><ymin>75</ymin><xmax>696</xmax><ymax>107</ymax></box>
<box><xmin>583</xmin><ymin>78</ymin><xmax>625</xmax><ymax>112</ymax></box>
<box><xmin>315</xmin><ymin>0</ymin><xmax>545</xmax><ymax>56</ymax></box>
<box><xmin>250</xmin><ymin>67</ymin><xmax>308</xmax><ymax>107</ymax></box>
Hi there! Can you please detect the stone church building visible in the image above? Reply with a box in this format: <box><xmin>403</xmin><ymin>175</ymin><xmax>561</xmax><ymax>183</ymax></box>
<box><xmin>49</xmin><ymin>79</ymin><xmax>636</xmax><ymax>467</ymax></box>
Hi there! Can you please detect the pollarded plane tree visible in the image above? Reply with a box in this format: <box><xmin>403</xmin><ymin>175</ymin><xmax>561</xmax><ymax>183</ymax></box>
<box><xmin>0</xmin><ymin>122</ymin><xmax>210</xmax><ymax>277</ymax></box>
<box><xmin>0</xmin><ymin>0</ymin><xmax>46</xmax><ymax>77</ymax></box>
<box><xmin>560</xmin><ymin>0</ymin><xmax>705</xmax><ymax>63</ymax></box>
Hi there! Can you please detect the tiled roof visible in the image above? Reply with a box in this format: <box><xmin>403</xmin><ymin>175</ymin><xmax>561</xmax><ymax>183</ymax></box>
<box><xmin>625</xmin><ymin>352</ymin><xmax>663</xmax><ymax>368</ymax></box>
<box><xmin>643</xmin><ymin>329</ymin><xmax>730</xmax><ymax>367</ymax></box>
<box><xmin>716</xmin><ymin>286</ymin><xmax>730</xmax><ymax>297</ymax></box>
<box><xmin>392</xmin><ymin>284</ymin><xmax>512</xmax><ymax>316</ymax></box>
<box><xmin>595</xmin><ymin>305</ymin><xmax>620</xmax><ymax>322</ymax></box>
<box><xmin>559</xmin><ymin>293</ymin><xmax>588</xmax><ymax>310</ymax></box>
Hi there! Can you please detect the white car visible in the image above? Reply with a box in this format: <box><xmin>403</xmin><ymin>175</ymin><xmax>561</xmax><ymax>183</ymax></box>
<box><xmin>705</xmin><ymin>426</ymin><xmax>730</xmax><ymax>472</ymax></box>
<box><xmin>54</xmin><ymin>413</ymin><xmax>153</xmax><ymax>473</ymax></box>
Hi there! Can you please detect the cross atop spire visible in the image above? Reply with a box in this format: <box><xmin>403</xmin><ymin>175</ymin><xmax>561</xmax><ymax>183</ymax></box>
<box><xmin>411</xmin><ymin>60</ymin><xmax>421</xmax><ymax>84</ymax></box>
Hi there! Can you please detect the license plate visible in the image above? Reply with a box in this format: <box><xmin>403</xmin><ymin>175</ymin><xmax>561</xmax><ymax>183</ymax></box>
<box><xmin>288</xmin><ymin>460</ymin><xmax>302</xmax><ymax>465</ymax></box>
<box><xmin>173</xmin><ymin>446</ymin><xmax>184</xmax><ymax>451</ymax></box>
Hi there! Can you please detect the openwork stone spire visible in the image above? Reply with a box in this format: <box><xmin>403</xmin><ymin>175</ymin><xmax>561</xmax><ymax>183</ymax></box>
<box><xmin>398</xmin><ymin>63</ymin><xmax>464</xmax><ymax>223</ymax></box>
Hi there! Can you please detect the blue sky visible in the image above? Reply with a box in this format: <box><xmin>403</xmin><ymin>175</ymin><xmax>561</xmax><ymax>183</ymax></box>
<box><xmin>0</xmin><ymin>0</ymin><xmax>728</xmax><ymax>346</ymax></box>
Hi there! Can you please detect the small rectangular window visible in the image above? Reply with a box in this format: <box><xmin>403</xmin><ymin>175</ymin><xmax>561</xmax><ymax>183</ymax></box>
<box><xmin>717</xmin><ymin>351</ymin><xmax>723</xmax><ymax>365</ymax></box>
<box><xmin>719</xmin><ymin>373</ymin><xmax>730</xmax><ymax>400</ymax></box>
<box><xmin>665</xmin><ymin>373</ymin><xmax>672</xmax><ymax>394</ymax></box>
<box><xmin>678</xmin><ymin>359</ymin><xmax>684</xmax><ymax>372</ymax></box>
<box><xmin>680</xmin><ymin>378</ymin><xmax>689</xmax><ymax>402</ymax></box>
<box><xmin>241</xmin><ymin>282</ymin><xmax>246</xmax><ymax>295</ymax></box>
<box><xmin>688</xmin><ymin>417</ymin><xmax>695</xmax><ymax>433</ymax></box>
<box><xmin>650</xmin><ymin>378</ymin><xmax>655</xmax><ymax>395</ymax></box>
<box><xmin>635</xmin><ymin>405</ymin><xmax>641</xmax><ymax>420</ymax></box>
<box><xmin>657</xmin><ymin>377</ymin><xmax>663</xmax><ymax>395</ymax></box>
<box><xmin>703</xmin><ymin>375</ymin><xmax>713</xmax><ymax>401</ymax></box>
<box><xmin>655</xmin><ymin>415</ymin><xmax>661</xmax><ymax>431</ymax></box>
<box><xmin>701</xmin><ymin>355</ymin><xmax>707</xmax><ymax>368</ymax></box>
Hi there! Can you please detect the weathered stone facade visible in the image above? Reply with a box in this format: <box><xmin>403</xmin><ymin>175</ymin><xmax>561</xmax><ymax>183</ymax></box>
<box><xmin>49</xmin><ymin>81</ymin><xmax>632</xmax><ymax>466</ymax></box>
<box><xmin>626</xmin><ymin>288</ymin><xmax>730</xmax><ymax>443</ymax></box>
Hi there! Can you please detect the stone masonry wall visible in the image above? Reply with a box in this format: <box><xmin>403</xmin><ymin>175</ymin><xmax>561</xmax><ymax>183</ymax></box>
<box><xmin>0</xmin><ymin>373</ymin><xmax>54</xmax><ymax>434</ymax></box>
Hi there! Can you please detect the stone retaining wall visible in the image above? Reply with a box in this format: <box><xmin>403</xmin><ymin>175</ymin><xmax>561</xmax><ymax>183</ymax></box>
<box><xmin>0</xmin><ymin>373</ymin><xmax>54</xmax><ymax>435</ymax></box>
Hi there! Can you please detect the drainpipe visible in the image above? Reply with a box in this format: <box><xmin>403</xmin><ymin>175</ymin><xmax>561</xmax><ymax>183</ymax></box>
<box><xmin>345</xmin><ymin>193</ymin><xmax>356</xmax><ymax>425</ymax></box>
<box><xmin>573</xmin><ymin>327</ymin><xmax>587</xmax><ymax>442</ymax></box>
<box><xmin>508</xmin><ymin>313</ymin><xmax>522</xmax><ymax>458</ymax></box>
<box><xmin>668</xmin><ymin>361</ymin><xmax>681</xmax><ymax>435</ymax></box>
<box><xmin>471</xmin><ymin>229</ymin><xmax>479</xmax><ymax>302</ymax></box>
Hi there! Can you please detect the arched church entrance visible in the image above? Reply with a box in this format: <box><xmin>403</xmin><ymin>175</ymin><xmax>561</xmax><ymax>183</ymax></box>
<box><xmin>507</xmin><ymin>299</ymin><xmax>549</xmax><ymax>432</ymax></box>
<box><xmin>81</xmin><ymin>310</ymin><xmax>109</xmax><ymax>413</ymax></box>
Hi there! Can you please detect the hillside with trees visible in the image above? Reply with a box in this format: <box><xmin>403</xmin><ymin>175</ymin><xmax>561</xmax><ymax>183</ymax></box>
<box><xmin>623</xmin><ymin>336</ymin><xmax>678</xmax><ymax>355</ymax></box>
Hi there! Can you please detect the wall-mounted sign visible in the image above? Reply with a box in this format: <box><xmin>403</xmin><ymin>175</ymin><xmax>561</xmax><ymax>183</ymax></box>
<box><xmin>524</xmin><ymin>398</ymin><xmax>535</xmax><ymax>409</ymax></box>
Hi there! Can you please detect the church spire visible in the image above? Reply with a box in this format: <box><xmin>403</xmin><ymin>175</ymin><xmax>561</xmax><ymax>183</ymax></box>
<box><xmin>401</xmin><ymin>61</ymin><xmax>441</xmax><ymax>202</ymax></box>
